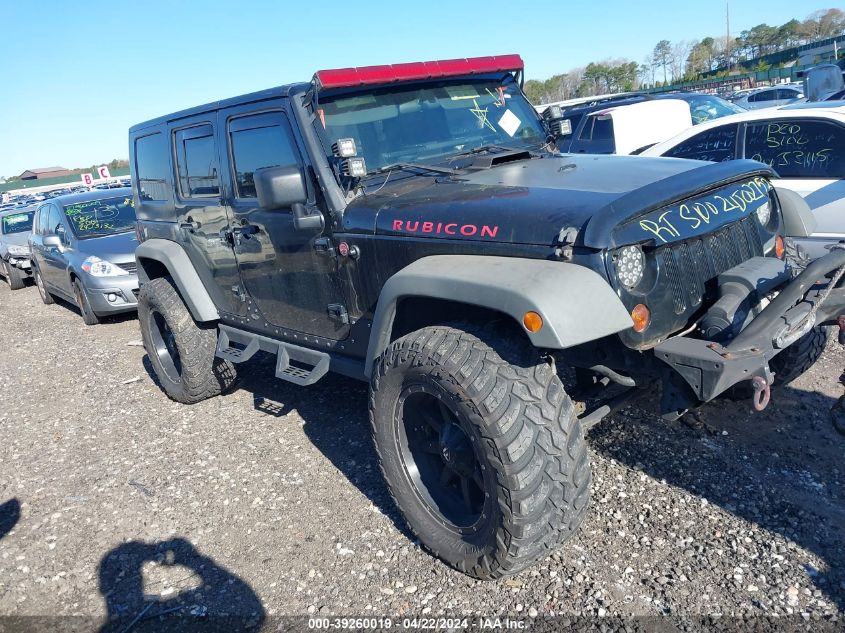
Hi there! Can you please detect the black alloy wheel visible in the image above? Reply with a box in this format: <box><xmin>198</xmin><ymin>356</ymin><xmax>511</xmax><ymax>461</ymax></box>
<box><xmin>149</xmin><ymin>309</ymin><xmax>183</xmax><ymax>384</ymax></box>
<box><xmin>396</xmin><ymin>386</ymin><xmax>488</xmax><ymax>532</ymax></box>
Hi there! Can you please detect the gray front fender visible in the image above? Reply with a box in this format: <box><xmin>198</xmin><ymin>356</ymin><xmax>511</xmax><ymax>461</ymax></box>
<box><xmin>135</xmin><ymin>239</ymin><xmax>219</xmax><ymax>322</ymax></box>
<box><xmin>775</xmin><ymin>187</ymin><xmax>817</xmax><ymax>238</ymax></box>
<box><xmin>364</xmin><ymin>255</ymin><xmax>633</xmax><ymax>378</ymax></box>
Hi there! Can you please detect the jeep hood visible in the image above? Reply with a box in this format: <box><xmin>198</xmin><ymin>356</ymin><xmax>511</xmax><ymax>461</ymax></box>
<box><xmin>344</xmin><ymin>155</ymin><xmax>774</xmax><ymax>249</ymax></box>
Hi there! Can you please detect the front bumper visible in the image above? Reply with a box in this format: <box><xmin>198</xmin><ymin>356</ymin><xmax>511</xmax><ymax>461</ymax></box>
<box><xmin>655</xmin><ymin>247</ymin><xmax>845</xmax><ymax>404</ymax></box>
<box><xmin>83</xmin><ymin>273</ymin><xmax>139</xmax><ymax>314</ymax></box>
<box><xmin>6</xmin><ymin>256</ymin><xmax>31</xmax><ymax>273</ymax></box>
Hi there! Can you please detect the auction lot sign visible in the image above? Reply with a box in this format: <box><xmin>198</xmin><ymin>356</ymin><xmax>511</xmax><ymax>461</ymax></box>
<box><xmin>80</xmin><ymin>167</ymin><xmax>113</xmax><ymax>186</ymax></box>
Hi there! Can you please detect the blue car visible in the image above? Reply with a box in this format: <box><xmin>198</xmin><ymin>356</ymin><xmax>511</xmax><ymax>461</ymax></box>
<box><xmin>28</xmin><ymin>188</ymin><xmax>139</xmax><ymax>325</ymax></box>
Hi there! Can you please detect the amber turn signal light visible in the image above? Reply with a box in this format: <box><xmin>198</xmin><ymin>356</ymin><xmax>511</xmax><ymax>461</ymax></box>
<box><xmin>775</xmin><ymin>235</ymin><xmax>785</xmax><ymax>259</ymax></box>
<box><xmin>523</xmin><ymin>311</ymin><xmax>544</xmax><ymax>333</ymax></box>
<box><xmin>631</xmin><ymin>304</ymin><xmax>651</xmax><ymax>333</ymax></box>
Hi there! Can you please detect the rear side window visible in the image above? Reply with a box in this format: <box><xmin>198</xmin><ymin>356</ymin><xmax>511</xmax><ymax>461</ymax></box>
<box><xmin>174</xmin><ymin>124</ymin><xmax>220</xmax><ymax>198</ymax></box>
<box><xmin>664</xmin><ymin>124</ymin><xmax>738</xmax><ymax>162</ymax></box>
<box><xmin>46</xmin><ymin>205</ymin><xmax>63</xmax><ymax>234</ymax></box>
<box><xmin>1</xmin><ymin>211</ymin><xmax>34</xmax><ymax>234</ymax></box>
<box><xmin>135</xmin><ymin>133</ymin><xmax>169</xmax><ymax>201</ymax></box>
<box><xmin>744</xmin><ymin>119</ymin><xmax>845</xmax><ymax>178</ymax></box>
<box><xmin>35</xmin><ymin>206</ymin><xmax>47</xmax><ymax>234</ymax></box>
<box><xmin>229</xmin><ymin>112</ymin><xmax>302</xmax><ymax>198</ymax></box>
<box><xmin>748</xmin><ymin>90</ymin><xmax>775</xmax><ymax>103</ymax></box>
<box><xmin>579</xmin><ymin>115</ymin><xmax>613</xmax><ymax>142</ymax></box>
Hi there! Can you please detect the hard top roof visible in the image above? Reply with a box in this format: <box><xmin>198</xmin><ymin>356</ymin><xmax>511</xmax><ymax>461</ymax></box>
<box><xmin>130</xmin><ymin>83</ymin><xmax>310</xmax><ymax>133</ymax></box>
<box><xmin>132</xmin><ymin>54</ymin><xmax>525</xmax><ymax>133</ymax></box>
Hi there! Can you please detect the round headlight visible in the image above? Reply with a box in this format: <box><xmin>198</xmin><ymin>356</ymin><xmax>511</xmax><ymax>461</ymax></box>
<box><xmin>756</xmin><ymin>201</ymin><xmax>771</xmax><ymax>227</ymax></box>
<box><xmin>615</xmin><ymin>245</ymin><xmax>645</xmax><ymax>290</ymax></box>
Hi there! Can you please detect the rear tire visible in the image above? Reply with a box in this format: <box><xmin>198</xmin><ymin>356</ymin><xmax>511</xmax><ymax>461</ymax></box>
<box><xmin>34</xmin><ymin>269</ymin><xmax>54</xmax><ymax>305</ymax></box>
<box><xmin>4</xmin><ymin>261</ymin><xmax>25</xmax><ymax>290</ymax></box>
<box><xmin>72</xmin><ymin>278</ymin><xmax>100</xmax><ymax>326</ymax></box>
<box><xmin>770</xmin><ymin>326</ymin><xmax>829</xmax><ymax>385</ymax></box>
<box><xmin>138</xmin><ymin>276</ymin><xmax>237</xmax><ymax>404</ymax></box>
<box><xmin>370</xmin><ymin>324</ymin><xmax>591</xmax><ymax>580</ymax></box>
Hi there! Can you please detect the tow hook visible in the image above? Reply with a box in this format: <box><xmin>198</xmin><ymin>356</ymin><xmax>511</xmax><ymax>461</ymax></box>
<box><xmin>838</xmin><ymin>315</ymin><xmax>845</xmax><ymax>345</ymax></box>
<box><xmin>751</xmin><ymin>376</ymin><xmax>771</xmax><ymax>412</ymax></box>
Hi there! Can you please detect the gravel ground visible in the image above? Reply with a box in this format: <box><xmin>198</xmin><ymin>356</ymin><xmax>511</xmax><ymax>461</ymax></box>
<box><xmin>0</xmin><ymin>279</ymin><xmax>843</xmax><ymax>629</ymax></box>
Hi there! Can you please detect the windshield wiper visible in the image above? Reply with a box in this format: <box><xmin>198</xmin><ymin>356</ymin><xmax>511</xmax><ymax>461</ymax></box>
<box><xmin>369</xmin><ymin>162</ymin><xmax>457</xmax><ymax>176</ymax></box>
<box><xmin>451</xmin><ymin>144</ymin><xmax>520</xmax><ymax>158</ymax></box>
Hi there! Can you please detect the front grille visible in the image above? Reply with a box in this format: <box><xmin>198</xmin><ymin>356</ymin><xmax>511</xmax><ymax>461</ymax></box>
<box><xmin>659</xmin><ymin>216</ymin><xmax>764</xmax><ymax>315</ymax></box>
<box><xmin>119</xmin><ymin>262</ymin><xmax>137</xmax><ymax>274</ymax></box>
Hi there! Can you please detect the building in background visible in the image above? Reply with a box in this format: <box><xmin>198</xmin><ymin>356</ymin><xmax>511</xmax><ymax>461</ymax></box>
<box><xmin>18</xmin><ymin>166</ymin><xmax>71</xmax><ymax>181</ymax></box>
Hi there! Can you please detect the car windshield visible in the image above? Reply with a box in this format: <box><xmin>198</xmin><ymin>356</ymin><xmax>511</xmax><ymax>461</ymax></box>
<box><xmin>317</xmin><ymin>76</ymin><xmax>546</xmax><ymax>172</ymax></box>
<box><xmin>64</xmin><ymin>196</ymin><xmax>136</xmax><ymax>239</ymax></box>
<box><xmin>685</xmin><ymin>95</ymin><xmax>745</xmax><ymax>124</ymax></box>
<box><xmin>1</xmin><ymin>211</ymin><xmax>34</xmax><ymax>234</ymax></box>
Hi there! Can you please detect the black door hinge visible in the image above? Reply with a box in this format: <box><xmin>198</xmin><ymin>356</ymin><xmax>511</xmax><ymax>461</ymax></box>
<box><xmin>314</xmin><ymin>237</ymin><xmax>336</xmax><ymax>257</ymax></box>
<box><xmin>327</xmin><ymin>303</ymin><xmax>349</xmax><ymax>324</ymax></box>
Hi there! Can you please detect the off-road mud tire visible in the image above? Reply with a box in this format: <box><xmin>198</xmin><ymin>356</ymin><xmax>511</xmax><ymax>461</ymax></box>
<box><xmin>770</xmin><ymin>326</ymin><xmax>829</xmax><ymax>385</ymax></box>
<box><xmin>138</xmin><ymin>276</ymin><xmax>237</xmax><ymax>404</ymax></box>
<box><xmin>369</xmin><ymin>324</ymin><xmax>591</xmax><ymax>580</ymax></box>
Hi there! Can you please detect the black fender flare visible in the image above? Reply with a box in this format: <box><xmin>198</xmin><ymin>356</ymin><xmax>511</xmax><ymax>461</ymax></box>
<box><xmin>364</xmin><ymin>255</ymin><xmax>633</xmax><ymax>378</ymax></box>
<box><xmin>135</xmin><ymin>239</ymin><xmax>219</xmax><ymax>322</ymax></box>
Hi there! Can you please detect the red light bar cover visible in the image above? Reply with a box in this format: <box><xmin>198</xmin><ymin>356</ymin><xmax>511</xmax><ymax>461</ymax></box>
<box><xmin>314</xmin><ymin>54</ymin><xmax>524</xmax><ymax>90</ymax></box>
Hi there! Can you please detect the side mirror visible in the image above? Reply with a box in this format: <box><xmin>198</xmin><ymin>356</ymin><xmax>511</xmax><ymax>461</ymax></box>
<box><xmin>254</xmin><ymin>165</ymin><xmax>307</xmax><ymax>210</ymax></box>
<box><xmin>43</xmin><ymin>235</ymin><xmax>63</xmax><ymax>250</ymax></box>
<box><xmin>254</xmin><ymin>165</ymin><xmax>324</xmax><ymax>232</ymax></box>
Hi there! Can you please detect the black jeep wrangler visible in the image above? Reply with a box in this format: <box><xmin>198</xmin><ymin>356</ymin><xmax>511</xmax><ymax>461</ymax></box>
<box><xmin>128</xmin><ymin>54</ymin><xmax>845</xmax><ymax>580</ymax></box>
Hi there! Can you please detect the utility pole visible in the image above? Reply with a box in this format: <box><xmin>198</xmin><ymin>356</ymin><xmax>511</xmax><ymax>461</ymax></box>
<box><xmin>725</xmin><ymin>1</ymin><xmax>731</xmax><ymax>72</ymax></box>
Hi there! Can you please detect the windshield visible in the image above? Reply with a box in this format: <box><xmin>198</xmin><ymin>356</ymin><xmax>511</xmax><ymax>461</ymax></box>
<box><xmin>64</xmin><ymin>196</ymin><xmax>137</xmax><ymax>239</ymax></box>
<box><xmin>686</xmin><ymin>95</ymin><xmax>745</xmax><ymax>124</ymax></box>
<box><xmin>1</xmin><ymin>211</ymin><xmax>34</xmax><ymax>234</ymax></box>
<box><xmin>317</xmin><ymin>76</ymin><xmax>546</xmax><ymax>172</ymax></box>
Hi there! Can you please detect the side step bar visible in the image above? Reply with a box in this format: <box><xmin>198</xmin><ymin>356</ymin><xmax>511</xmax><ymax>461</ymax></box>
<box><xmin>216</xmin><ymin>325</ymin><xmax>330</xmax><ymax>386</ymax></box>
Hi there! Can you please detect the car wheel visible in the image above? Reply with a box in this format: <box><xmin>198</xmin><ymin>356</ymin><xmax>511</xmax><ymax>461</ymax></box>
<box><xmin>72</xmin><ymin>278</ymin><xmax>100</xmax><ymax>326</ymax></box>
<box><xmin>370</xmin><ymin>324</ymin><xmax>591</xmax><ymax>579</ymax></box>
<box><xmin>770</xmin><ymin>326</ymin><xmax>829</xmax><ymax>385</ymax></box>
<box><xmin>34</xmin><ymin>269</ymin><xmax>54</xmax><ymax>305</ymax></box>
<box><xmin>3</xmin><ymin>260</ymin><xmax>25</xmax><ymax>290</ymax></box>
<box><xmin>137</xmin><ymin>276</ymin><xmax>237</xmax><ymax>404</ymax></box>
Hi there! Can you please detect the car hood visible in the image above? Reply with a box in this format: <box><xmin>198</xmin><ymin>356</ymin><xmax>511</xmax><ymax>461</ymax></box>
<box><xmin>343</xmin><ymin>154</ymin><xmax>774</xmax><ymax>248</ymax></box>
<box><xmin>76</xmin><ymin>230</ymin><xmax>138</xmax><ymax>264</ymax></box>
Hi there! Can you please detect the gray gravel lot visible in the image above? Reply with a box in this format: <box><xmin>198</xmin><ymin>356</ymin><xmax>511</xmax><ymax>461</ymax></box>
<box><xmin>0</xmin><ymin>280</ymin><xmax>843</xmax><ymax>628</ymax></box>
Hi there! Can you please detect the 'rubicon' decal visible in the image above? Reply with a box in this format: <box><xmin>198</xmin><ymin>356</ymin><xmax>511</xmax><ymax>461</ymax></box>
<box><xmin>391</xmin><ymin>220</ymin><xmax>499</xmax><ymax>238</ymax></box>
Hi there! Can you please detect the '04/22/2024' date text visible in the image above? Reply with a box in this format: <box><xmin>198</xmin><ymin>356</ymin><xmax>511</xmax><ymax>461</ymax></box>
<box><xmin>308</xmin><ymin>617</ymin><xmax>527</xmax><ymax>630</ymax></box>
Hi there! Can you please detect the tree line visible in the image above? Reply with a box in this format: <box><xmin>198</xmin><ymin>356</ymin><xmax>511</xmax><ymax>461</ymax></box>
<box><xmin>524</xmin><ymin>8</ymin><xmax>845</xmax><ymax>104</ymax></box>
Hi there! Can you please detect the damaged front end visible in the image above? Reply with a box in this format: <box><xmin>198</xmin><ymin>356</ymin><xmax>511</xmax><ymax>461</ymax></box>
<box><xmin>656</xmin><ymin>244</ymin><xmax>845</xmax><ymax>416</ymax></box>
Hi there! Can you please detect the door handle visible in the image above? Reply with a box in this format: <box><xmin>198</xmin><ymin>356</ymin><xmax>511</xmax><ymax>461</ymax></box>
<box><xmin>180</xmin><ymin>218</ymin><xmax>201</xmax><ymax>231</ymax></box>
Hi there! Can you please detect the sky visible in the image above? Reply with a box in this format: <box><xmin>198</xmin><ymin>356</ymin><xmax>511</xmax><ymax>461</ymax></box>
<box><xmin>0</xmin><ymin>0</ymin><xmax>816</xmax><ymax>177</ymax></box>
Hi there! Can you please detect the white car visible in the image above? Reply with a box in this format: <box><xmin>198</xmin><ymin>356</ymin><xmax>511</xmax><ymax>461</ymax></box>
<box><xmin>566</xmin><ymin>99</ymin><xmax>693</xmax><ymax>155</ymax></box>
<box><xmin>640</xmin><ymin>101</ymin><xmax>845</xmax><ymax>258</ymax></box>
<box><xmin>731</xmin><ymin>85</ymin><xmax>804</xmax><ymax>110</ymax></box>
